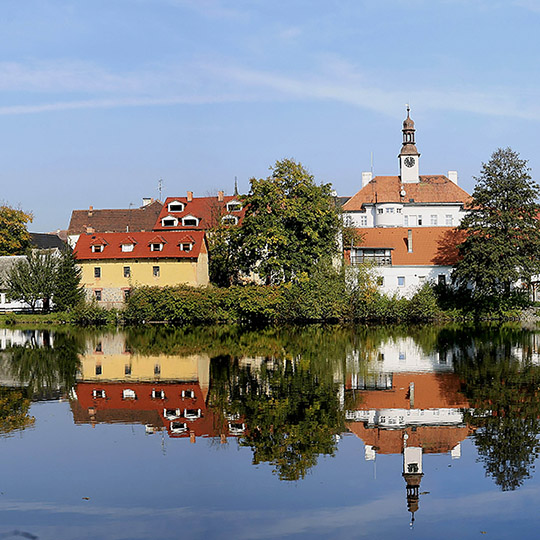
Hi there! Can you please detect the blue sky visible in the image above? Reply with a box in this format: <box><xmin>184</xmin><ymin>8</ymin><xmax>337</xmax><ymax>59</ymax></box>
<box><xmin>2</xmin><ymin>0</ymin><xmax>540</xmax><ymax>231</ymax></box>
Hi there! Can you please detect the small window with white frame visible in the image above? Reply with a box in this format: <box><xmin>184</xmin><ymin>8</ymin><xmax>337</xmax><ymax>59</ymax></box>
<box><xmin>167</xmin><ymin>201</ymin><xmax>185</xmax><ymax>212</ymax></box>
<box><xmin>92</xmin><ymin>389</ymin><xmax>106</xmax><ymax>399</ymax></box>
<box><xmin>161</xmin><ymin>216</ymin><xmax>178</xmax><ymax>227</ymax></box>
<box><xmin>398</xmin><ymin>276</ymin><xmax>405</xmax><ymax>287</ymax></box>
<box><xmin>377</xmin><ymin>208</ymin><xmax>383</xmax><ymax>214</ymax></box>
<box><xmin>92</xmin><ymin>245</ymin><xmax>103</xmax><ymax>253</ymax></box>
<box><xmin>152</xmin><ymin>389</ymin><xmax>165</xmax><ymax>399</ymax></box>
<box><xmin>359</xmin><ymin>215</ymin><xmax>367</xmax><ymax>226</ymax></box>
<box><xmin>226</xmin><ymin>201</ymin><xmax>242</xmax><ymax>212</ymax></box>
<box><xmin>179</xmin><ymin>243</ymin><xmax>193</xmax><ymax>251</ymax></box>
<box><xmin>431</xmin><ymin>214</ymin><xmax>438</xmax><ymax>225</ymax></box>
<box><xmin>182</xmin><ymin>389</ymin><xmax>195</xmax><ymax>399</ymax></box>
<box><xmin>121</xmin><ymin>244</ymin><xmax>134</xmax><ymax>252</ymax></box>
<box><xmin>404</xmin><ymin>215</ymin><xmax>409</xmax><ymax>226</ymax></box>
<box><xmin>150</xmin><ymin>243</ymin><xmax>163</xmax><ymax>252</ymax></box>
<box><xmin>182</xmin><ymin>215</ymin><xmax>199</xmax><ymax>227</ymax></box>
<box><xmin>123</xmin><ymin>389</ymin><xmax>136</xmax><ymax>400</ymax></box>
<box><xmin>445</xmin><ymin>214</ymin><xmax>453</xmax><ymax>226</ymax></box>
<box><xmin>221</xmin><ymin>215</ymin><xmax>238</xmax><ymax>226</ymax></box>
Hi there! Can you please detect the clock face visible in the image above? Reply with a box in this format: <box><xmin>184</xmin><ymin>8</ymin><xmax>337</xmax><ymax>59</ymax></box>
<box><xmin>404</xmin><ymin>156</ymin><xmax>415</xmax><ymax>168</ymax></box>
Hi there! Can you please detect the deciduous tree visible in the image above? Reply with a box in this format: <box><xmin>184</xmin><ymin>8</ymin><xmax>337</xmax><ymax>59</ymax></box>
<box><xmin>0</xmin><ymin>205</ymin><xmax>33</xmax><ymax>255</ymax></box>
<box><xmin>236</xmin><ymin>159</ymin><xmax>341</xmax><ymax>284</ymax></box>
<box><xmin>452</xmin><ymin>148</ymin><xmax>540</xmax><ymax>300</ymax></box>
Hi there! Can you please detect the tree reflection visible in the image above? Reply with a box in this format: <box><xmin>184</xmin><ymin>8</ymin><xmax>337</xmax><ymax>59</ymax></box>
<box><xmin>452</xmin><ymin>326</ymin><xmax>540</xmax><ymax>491</ymax></box>
<box><xmin>210</xmin><ymin>356</ymin><xmax>345</xmax><ymax>481</ymax></box>
<box><xmin>0</xmin><ymin>387</ymin><xmax>34</xmax><ymax>434</ymax></box>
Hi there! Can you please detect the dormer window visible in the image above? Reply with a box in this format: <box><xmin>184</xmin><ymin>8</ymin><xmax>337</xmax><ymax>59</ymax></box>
<box><xmin>180</xmin><ymin>243</ymin><xmax>193</xmax><ymax>252</ymax></box>
<box><xmin>182</xmin><ymin>215</ymin><xmax>199</xmax><ymax>227</ymax></box>
<box><xmin>167</xmin><ymin>201</ymin><xmax>185</xmax><ymax>212</ymax></box>
<box><xmin>161</xmin><ymin>216</ymin><xmax>178</xmax><ymax>227</ymax></box>
<box><xmin>226</xmin><ymin>201</ymin><xmax>242</xmax><ymax>212</ymax></box>
<box><xmin>222</xmin><ymin>215</ymin><xmax>238</xmax><ymax>226</ymax></box>
<box><xmin>92</xmin><ymin>245</ymin><xmax>104</xmax><ymax>253</ymax></box>
<box><xmin>121</xmin><ymin>244</ymin><xmax>134</xmax><ymax>252</ymax></box>
<box><xmin>151</xmin><ymin>243</ymin><xmax>163</xmax><ymax>252</ymax></box>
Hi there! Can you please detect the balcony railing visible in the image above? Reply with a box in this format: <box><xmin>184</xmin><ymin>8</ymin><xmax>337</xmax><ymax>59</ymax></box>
<box><xmin>350</xmin><ymin>256</ymin><xmax>392</xmax><ymax>266</ymax></box>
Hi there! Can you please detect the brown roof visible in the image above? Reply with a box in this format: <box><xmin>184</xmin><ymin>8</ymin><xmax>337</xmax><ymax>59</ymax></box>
<box><xmin>343</xmin><ymin>176</ymin><xmax>471</xmax><ymax>211</ymax></box>
<box><xmin>350</xmin><ymin>226</ymin><xmax>465</xmax><ymax>266</ymax></box>
<box><xmin>67</xmin><ymin>200</ymin><xmax>163</xmax><ymax>235</ymax></box>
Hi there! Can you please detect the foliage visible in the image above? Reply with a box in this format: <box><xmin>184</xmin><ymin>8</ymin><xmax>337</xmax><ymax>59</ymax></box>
<box><xmin>453</xmin><ymin>148</ymin><xmax>540</xmax><ymax>303</ymax></box>
<box><xmin>208</xmin><ymin>225</ymin><xmax>241</xmax><ymax>287</ymax></box>
<box><xmin>6</xmin><ymin>250</ymin><xmax>57</xmax><ymax>313</ymax></box>
<box><xmin>53</xmin><ymin>249</ymin><xmax>85</xmax><ymax>312</ymax></box>
<box><xmin>68</xmin><ymin>301</ymin><xmax>120</xmax><ymax>326</ymax></box>
<box><xmin>210</xmin><ymin>356</ymin><xmax>345</xmax><ymax>481</ymax></box>
<box><xmin>0</xmin><ymin>387</ymin><xmax>34</xmax><ymax>434</ymax></box>
<box><xmin>235</xmin><ymin>159</ymin><xmax>342</xmax><ymax>284</ymax></box>
<box><xmin>0</xmin><ymin>205</ymin><xmax>33</xmax><ymax>256</ymax></box>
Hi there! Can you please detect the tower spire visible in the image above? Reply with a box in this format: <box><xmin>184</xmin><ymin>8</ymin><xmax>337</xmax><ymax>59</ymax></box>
<box><xmin>398</xmin><ymin>106</ymin><xmax>420</xmax><ymax>183</ymax></box>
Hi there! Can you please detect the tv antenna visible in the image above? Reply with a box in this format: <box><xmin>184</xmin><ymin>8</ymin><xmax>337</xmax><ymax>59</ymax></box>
<box><xmin>158</xmin><ymin>178</ymin><xmax>163</xmax><ymax>201</ymax></box>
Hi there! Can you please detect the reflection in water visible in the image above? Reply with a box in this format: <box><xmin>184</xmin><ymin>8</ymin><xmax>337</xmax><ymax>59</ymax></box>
<box><xmin>1</xmin><ymin>324</ymin><xmax>540</xmax><ymax>512</ymax></box>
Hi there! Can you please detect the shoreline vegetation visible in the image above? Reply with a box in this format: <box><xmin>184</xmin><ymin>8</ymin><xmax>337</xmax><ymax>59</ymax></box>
<box><xmin>0</xmin><ymin>266</ymin><xmax>537</xmax><ymax>327</ymax></box>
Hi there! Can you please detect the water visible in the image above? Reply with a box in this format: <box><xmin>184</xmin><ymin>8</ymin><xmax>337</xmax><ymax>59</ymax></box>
<box><xmin>0</xmin><ymin>324</ymin><xmax>539</xmax><ymax>539</ymax></box>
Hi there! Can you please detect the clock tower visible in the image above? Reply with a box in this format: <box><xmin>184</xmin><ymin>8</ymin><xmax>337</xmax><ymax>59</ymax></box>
<box><xmin>399</xmin><ymin>106</ymin><xmax>420</xmax><ymax>184</ymax></box>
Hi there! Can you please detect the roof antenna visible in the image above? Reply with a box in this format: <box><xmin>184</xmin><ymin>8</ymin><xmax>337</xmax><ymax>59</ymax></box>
<box><xmin>370</xmin><ymin>151</ymin><xmax>374</xmax><ymax>176</ymax></box>
<box><xmin>234</xmin><ymin>176</ymin><xmax>239</xmax><ymax>197</ymax></box>
<box><xmin>158</xmin><ymin>178</ymin><xmax>163</xmax><ymax>202</ymax></box>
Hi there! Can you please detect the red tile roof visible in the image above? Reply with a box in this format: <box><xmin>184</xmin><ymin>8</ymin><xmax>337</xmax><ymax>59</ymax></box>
<box><xmin>153</xmin><ymin>196</ymin><xmax>245</xmax><ymax>231</ymax></box>
<box><xmin>348</xmin><ymin>227</ymin><xmax>464</xmax><ymax>266</ymax></box>
<box><xmin>74</xmin><ymin>230</ymin><xmax>206</xmax><ymax>260</ymax></box>
<box><xmin>68</xmin><ymin>200</ymin><xmax>163</xmax><ymax>235</ymax></box>
<box><xmin>343</xmin><ymin>176</ymin><xmax>471</xmax><ymax>211</ymax></box>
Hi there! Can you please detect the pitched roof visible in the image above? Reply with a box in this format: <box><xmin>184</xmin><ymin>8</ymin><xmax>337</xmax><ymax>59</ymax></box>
<box><xmin>30</xmin><ymin>232</ymin><xmax>66</xmax><ymax>250</ymax></box>
<box><xmin>350</xmin><ymin>227</ymin><xmax>464</xmax><ymax>266</ymax></box>
<box><xmin>67</xmin><ymin>200</ymin><xmax>163</xmax><ymax>235</ymax></box>
<box><xmin>343</xmin><ymin>176</ymin><xmax>471</xmax><ymax>211</ymax></box>
<box><xmin>74</xmin><ymin>230</ymin><xmax>206</xmax><ymax>261</ymax></box>
<box><xmin>153</xmin><ymin>196</ymin><xmax>246</xmax><ymax>231</ymax></box>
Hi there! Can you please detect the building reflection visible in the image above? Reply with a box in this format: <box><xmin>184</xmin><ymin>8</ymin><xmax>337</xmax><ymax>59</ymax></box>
<box><xmin>344</xmin><ymin>336</ymin><xmax>471</xmax><ymax>524</ymax></box>
<box><xmin>70</xmin><ymin>333</ymin><xmax>243</xmax><ymax>441</ymax></box>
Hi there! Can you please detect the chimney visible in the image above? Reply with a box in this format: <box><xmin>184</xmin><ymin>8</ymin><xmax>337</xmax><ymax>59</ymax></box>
<box><xmin>218</xmin><ymin>190</ymin><xmax>224</xmax><ymax>202</ymax></box>
<box><xmin>448</xmin><ymin>171</ymin><xmax>458</xmax><ymax>185</ymax></box>
<box><xmin>407</xmin><ymin>229</ymin><xmax>413</xmax><ymax>253</ymax></box>
<box><xmin>190</xmin><ymin>430</ymin><xmax>196</xmax><ymax>444</ymax></box>
<box><xmin>187</xmin><ymin>191</ymin><xmax>193</xmax><ymax>202</ymax></box>
<box><xmin>88</xmin><ymin>205</ymin><xmax>93</xmax><ymax>217</ymax></box>
<box><xmin>362</xmin><ymin>171</ymin><xmax>372</xmax><ymax>188</ymax></box>
<box><xmin>142</xmin><ymin>197</ymin><xmax>153</xmax><ymax>207</ymax></box>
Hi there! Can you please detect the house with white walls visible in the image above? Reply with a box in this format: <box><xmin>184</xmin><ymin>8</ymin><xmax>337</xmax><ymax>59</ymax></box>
<box><xmin>343</xmin><ymin>108</ymin><xmax>471</xmax><ymax>297</ymax></box>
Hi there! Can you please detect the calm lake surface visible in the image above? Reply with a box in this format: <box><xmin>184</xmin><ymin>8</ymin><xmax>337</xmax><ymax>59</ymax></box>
<box><xmin>1</xmin><ymin>324</ymin><xmax>540</xmax><ymax>539</ymax></box>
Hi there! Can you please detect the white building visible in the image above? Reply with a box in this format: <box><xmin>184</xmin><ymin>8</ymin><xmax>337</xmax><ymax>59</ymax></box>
<box><xmin>343</xmin><ymin>108</ymin><xmax>471</xmax><ymax>298</ymax></box>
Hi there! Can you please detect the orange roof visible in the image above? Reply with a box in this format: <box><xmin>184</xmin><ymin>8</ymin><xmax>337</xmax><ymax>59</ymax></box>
<box><xmin>350</xmin><ymin>227</ymin><xmax>464</xmax><ymax>266</ymax></box>
<box><xmin>343</xmin><ymin>176</ymin><xmax>471</xmax><ymax>211</ymax></box>
<box><xmin>153</xmin><ymin>196</ymin><xmax>246</xmax><ymax>231</ymax></box>
<box><xmin>74</xmin><ymin>230</ymin><xmax>206</xmax><ymax>260</ymax></box>
<box><xmin>347</xmin><ymin>423</ymin><xmax>472</xmax><ymax>455</ymax></box>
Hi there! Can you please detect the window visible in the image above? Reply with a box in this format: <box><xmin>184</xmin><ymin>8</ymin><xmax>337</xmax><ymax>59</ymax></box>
<box><xmin>398</xmin><ymin>276</ymin><xmax>405</xmax><ymax>287</ymax></box>
<box><xmin>446</xmin><ymin>214</ymin><xmax>453</xmax><ymax>226</ymax></box>
<box><xmin>431</xmin><ymin>214</ymin><xmax>438</xmax><ymax>225</ymax></box>
<box><xmin>359</xmin><ymin>215</ymin><xmax>367</xmax><ymax>226</ymax></box>
<box><xmin>168</xmin><ymin>201</ymin><xmax>184</xmax><ymax>212</ymax></box>
<box><xmin>161</xmin><ymin>217</ymin><xmax>178</xmax><ymax>227</ymax></box>
<box><xmin>399</xmin><ymin>352</ymin><xmax>406</xmax><ymax>360</ymax></box>
<box><xmin>182</xmin><ymin>389</ymin><xmax>195</xmax><ymax>399</ymax></box>
<box><xmin>222</xmin><ymin>215</ymin><xmax>238</xmax><ymax>226</ymax></box>
<box><xmin>123</xmin><ymin>266</ymin><xmax>131</xmax><ymax>278</ymax></box>
<box><xmin>418</xmin><ymin>276</ymin><xmax>426</xmax><ymax>284</ymax></box>
<box><xmin>125</xmin><ymin>364</ymin><xmax>132</xmax><ymax>375</ymax></box>
<box><xmin>438</xmin><ymin>274</ymin><xmax>447</xmax><ymax>286</ymax></box>
<box><xmin>164</xmin><ymin>408</ymin><xmax>181</xmax><ymax>420</ymax></box>
<box><xmin>351</xmin><ymin>249</ymin><xmax>392</xmax><ymax>266</ymax></box>
<box><xmin>94</xmin><ymin>290</ymin><xmax>102</xmax><ymax>301</ymax></box>
<box><xmin>171</xmin><ymin>421</ymin><xmax>187</xmax><ymax>433</ymax></box>
<box><xmin>396</xmin><ymin>208</ymin><xmax>402</xmax><ymax>214</ymax></box>
<box><xmin>92</xmin><ymin>245</ymin><xmax>103</xmax><ymax>253</ymax></box>
<box><xmin>152</xmin><ymin>389</ymin><xmax>165</xmax><ymax>399</ymax></box>
<box><xmin>418</xmin><ymin>216</ymin><xmax>423</xmax><ymax>226</ymax></box>
<box><xmin>92</xmin><ymin>389</ymin><xmax>106</xmax><ymax>399</ymax></box>
<box><xmin>386</xmin><ymin>207</ymin><xmax>395</xmax><ymax>214</ymax></box>
<box><xmin>154</xmin><ymin>364</ymin><xmax>161</xmax><ymax>375</ymax></box>
<box><xmin>123</xmin><ymin>389</ymin><xmax>136</xmax><ymax>400</ymax></box>
<box><xmin>95</xmin><ymin>342</ymin><xmax>102</xmax><ymax>353</ymax></box>
<box><xmin>121</xmin><ymin>244</ymin><xmax>134</xmax><ymax>252</ymax></box>
<box><xmin>227</xmin><ymin>201</ymin><xmax>242</xmax><ymax>212</ymax></box>
<box><xmin>182</xmin><ymin>216</ymin><xmax>199</xmax><ymax>226</ymax></box>
<box><xmin>95</xmin><ymin>364</ymin><xmax>102</xmax><ymax>375</ymax></box>
<box><xmin>180</xmin><ymin>243</ymin><xmax>193</xmax><ymax>252</ymax></box>
<box><xmin>94</xmin><ymin>267</ymin><xmax>101</xmax><ymax>278</ymax></box>
<box><xmin>404</xmin><ymin>215</ymin><xmax>409</xmax><ymax>226</ymax></box>
<box><xmin>151</xmin><ymin>243</ymin><xmax>163</xmax><ymax>252</ymax></box>
<box><xmin>183</xmin><ymin>408</ymin><xmax>202</xmax><ymax>419</ymax></box>
<box><xmin>123</xmin><ymin>289</ymin><xmax>131</xmax><ymax>301</ymax></box>
<box><xmin>153</xmin><ymin>266</ymin><xmax>160</xmax><ymax>277</ymax></box>
<box><xmin>377</xmin><ymin>208</ymin><xmax>383</xmax><ymax>214</ymax></box>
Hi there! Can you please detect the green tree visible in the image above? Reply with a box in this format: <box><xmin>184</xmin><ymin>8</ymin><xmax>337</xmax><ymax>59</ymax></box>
<box><xmin>452</xmin><ymin>148</ymin><xmax>540</xmax><ymax>302</ymax></box>
<box><xmin>236</xmin><ymin>159</ymin><xmax>342</xmax><ymax>284</ymax></box>
<box><xmin>6</xmin><ymin>250</ymin><xmax>57</xmax><ymax>312</ymax></box>
<box><xmin>0</xmin><ymin>205</ymin><xmax>33</xmax><ymax>255</ymax></box>
<box><xmin>53</xmin><ymin>248</ymin><xmax>84</xmax><ymax>311</ymax></box>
